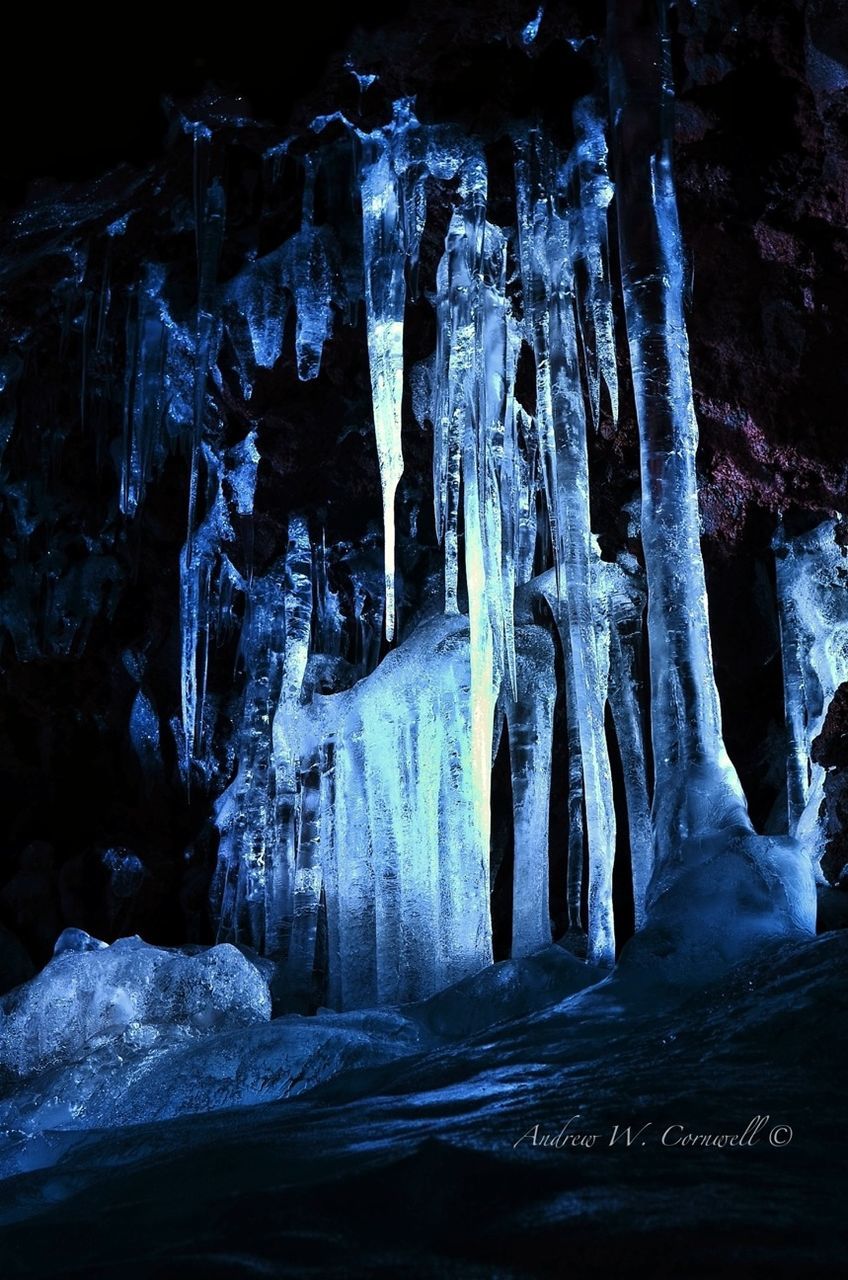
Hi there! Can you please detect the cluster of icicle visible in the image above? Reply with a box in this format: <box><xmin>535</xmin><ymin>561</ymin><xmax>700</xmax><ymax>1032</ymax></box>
<box><xmin>107</xmin><ymin>94</ymin><xmax>843</xmax><ymax>1010</ymax></box>
<box><xmin>209</xmin><ymin>96</ymin><xmax>653</xmax><ymax>1005</ymax></box>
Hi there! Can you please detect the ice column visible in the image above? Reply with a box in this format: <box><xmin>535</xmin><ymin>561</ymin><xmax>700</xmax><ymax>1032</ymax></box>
<box><xmin>436</xmin><ymin>155</ymin><xmax>521</xmax><ymax>880</ymax></box>
<box><xmin>606</xmin><ymin>554</ymin><xmax>653</xmax><ymax>926</ymax></box>
<box><xmin>507</xmin><ymin>625</ymin><xmax>556</xmax><ymax>956</ymax></box>
<box><xmin>317</xmin><ymin>616</ymin><xmax>492</xmax><ymax>1008</ymax></box>
<box><xmin>609</xmin><ymin>0</ymin><xmax>815</xmax><ymax>964</ymax></box>
<box><xmin>608</xmin><ymin>1</ymin><xmax>749</xmax><ymax>858</ymax></box>
<box><xmin>516</xmin><ymin>122</ymin><xmax>618</xmax><ymax>965</ymax></box>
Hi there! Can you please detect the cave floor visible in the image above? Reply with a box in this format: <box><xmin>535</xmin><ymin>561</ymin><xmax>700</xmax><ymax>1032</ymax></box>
<box><xmin>1</xmin><ymin>932</ymin><xmax>846</xmax><ymax>1278</ymax></box>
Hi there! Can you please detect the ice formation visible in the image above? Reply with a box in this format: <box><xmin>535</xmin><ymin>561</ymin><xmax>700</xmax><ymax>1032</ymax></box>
<box><xmin>609</xmin><ymin>0</ymin><xmax>816</xmax><ymax>973</ymax></box>
<box><xmin>0</xmin><ymin>3</ymin><xmax>828</xmax><ymax>1017</ymax></box>
<box><xmin>0</xmin><ymin>931</ymin><xmax>270</xmax><ymax>1082</ymax></box>
<box><xmin>774</xmin><ymin>519</ymin><xmax>848</xmax><ymax>862</ymax></box>
<box><xmin>177</xmin><ymin>92</ymin><xmax>645</xmax><ymax>995</ymax></box>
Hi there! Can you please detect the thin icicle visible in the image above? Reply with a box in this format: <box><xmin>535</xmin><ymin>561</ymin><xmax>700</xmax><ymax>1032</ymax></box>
<box><xmin>361</xmin><ymin>132</ymin><xmax>407</xmax><ymax>641</ymax></box>
<box><xmin>268</xmin><ymin>517</ymin><xmax>314</xmax><ymax>956</ymax></box>
<box><xmin>507</xmin><ymin>625</ymin><xmax>556</xmax><ymax>956</ymax></box>
<box><xmin>568</xmin><ymin>98</ymin><xmax>618</xmax><ymax>428</ymax></box>
<box><xmin>606</xmin><ymin>554</ymin><xmax>653</xmax><ymax>928</ymax></box>
<box><xmin>515</xmin><ymin>133</ymin><xmax>618</xmax><ymax>965</ymax></box>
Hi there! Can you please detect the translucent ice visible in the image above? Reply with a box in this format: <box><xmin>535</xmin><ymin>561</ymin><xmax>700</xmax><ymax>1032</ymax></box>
<box><xmin>506</xmin><ymin>626</ymin><xmax>556</xmax><ymax>957</ymax></box>
<box><xmin>361</xmin><ymin>131</ymin><xmax>407</xmax><ymax>640</ymax></box>
<box><xmin>774</xmin><ymin>519</ymin><xmax>848</xmax><ymax>864</ymax></box>
<box><xmin>609</xmin><ymin>6</ymin><xmax>748</xmax><ymax>860</ymax></box>
<box><xmin>304</xmin><ymin>614</ymin><xmax>493</xmax><ymax>1008</ymax></box>
<box><xmin>0</xmin><ymin>933</ymin><xmax>270</xmax><ymax>1081</ymax></box>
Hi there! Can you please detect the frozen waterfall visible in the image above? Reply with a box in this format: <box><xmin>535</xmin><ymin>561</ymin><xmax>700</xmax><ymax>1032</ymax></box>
<box><xmin>14</xmin><ymin>9</ymin><xmax>828</xmax><ymax>1013</ymax></box>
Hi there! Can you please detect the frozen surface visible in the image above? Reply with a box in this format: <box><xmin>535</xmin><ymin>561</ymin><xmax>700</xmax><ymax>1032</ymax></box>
<box><xmin>409</xmin><ymin>942</ymin><xmax>603</xmax><ymax>1038</ymax></box>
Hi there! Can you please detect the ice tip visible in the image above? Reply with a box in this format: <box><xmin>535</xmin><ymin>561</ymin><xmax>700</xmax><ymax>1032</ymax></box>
<box><xmin>345</xmin><ymin>59</ymin><xmax>378</xmax><ymax>93</ymax></box>
<box><xmin>521</xmin><ymin>5</ymin><xmax>544</xmax><ymax>47</ymax></box>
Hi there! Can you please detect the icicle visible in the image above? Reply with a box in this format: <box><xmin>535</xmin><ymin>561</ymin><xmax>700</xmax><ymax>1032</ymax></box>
<box><xmin>606</xmin><ymin>554</ymin><xmax>653</xmax><ymax>928</ymax></box>
<box><xmin>513</xmin><ymin>408</ymin><xmax>539</xmax><ymax>586</ymax></box>
<box><xmin>563</xmin><ymin>629</ymin><xmax>586</xmax><ymax>933</ymax></box>
<box><xmin>774</xmin><ymin>520</ymin><xmax>848</xmax><ymax>868</ymax></box>
<box><xmin>282</xmin><ymin>747</ymin><xmax>324</xmax><ymax>1012</ymax></box>
<box><xmin>120</xmin><ymin>268</ymin><xmax>169</xmax><ymax>517</ymax></box>
<box><xmin>268</xmin><ymin>517</ymin><xmax>314</xmax><ymax>956</ymax></box>
<box><xmin>479</xmin><ymin>225</ymin><xmax>521</xmax><ymax>698</ymax></box>
<box><xmin>223</xmin><ymin>429</ymin><xmax>259</xmax><ymax>576</ymax></box>
<box><xmin>541</xmin><ymin>550</ymin><xmax>615</xmax><ymax>965</ymax></box>
<box><xmin>514</xmin><ymin>132</ymin><xmax>561</xmax><ymax>581</ymax></box>
<box><xmin>212</xmin><ymin>558</ymin><xmax>288</xmax><ymax>951</ymax></box>
<box><xmin>507</xmin><ymin>625</ymin><xmax>556</xmax><ymax>956</ymax></box>
<box><xmin>433</xmin><ymin>245</ymin><xmax>462</xmax><ymax>613</ymax></box>
<box><xmin>568</xmin><ymin>99</ymin><xmax>618</xmax><ymax>428</ymax></box>
<box><xmin>361</xmin><ymin>129</ymin><xmax>407</xmax><ymax>641</ymax></box>
<box><xmin>179</xmin><ymin>445</ymin><xmax>236</xmax><ymax>776</ymax></box>
<box><xmin>176</xmin><ymin>125</ymin><xmax>227</xmax><ymax>779</ymax></box>
<box><xmin>188</xmin><ymin>125</ymin><xmax>225</xmax><ymax>553</ymax></box>
<box><xmin>227</xmin><ymin>246</ymin><xmax>292</xmax><ymax>384</ymax></box>
<box><xmin>518</xmin><ymin>132</ymin><xmax>617</xmax><ymax>964</ymax></box>
<box><xmin>292</xmin><ymin>156</ymin><xmax>335</xmax><ymax>381</ymax></box>
<box><xmin>397</xmin><ymin>140</ymin><xmax>429</xmax><ymax>298</ymax></box>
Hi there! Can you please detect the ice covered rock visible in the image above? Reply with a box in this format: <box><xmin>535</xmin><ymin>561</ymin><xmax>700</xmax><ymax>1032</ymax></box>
<box><xmin>409</xmin><ymin>944</ymin><xmax>604</xmax><ymax>1039</ymax></box>
<box><xmin>0</xmin><ymin>942</ymin><xmax>608</xmax><ymax>1179</ymax></box>
<box><xmin>0</xmin><ymin>934</ymin><xmax>270</xmax><ymax>1081</ymax></box>
<box><xmin>619</xmin><ymin>823</ymin><xmax>817</xmax><ymax>988</ymax></box>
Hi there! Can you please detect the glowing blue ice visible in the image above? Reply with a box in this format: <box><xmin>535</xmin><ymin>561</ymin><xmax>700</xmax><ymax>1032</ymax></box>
<box><xmin>521</xmin><ymin>5</ymin><xmax>544</xmax><ymax>46</ymax></box>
